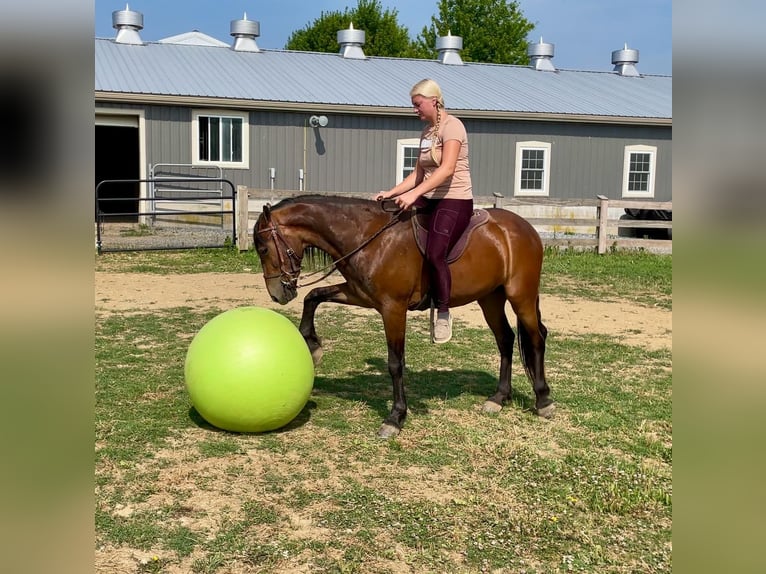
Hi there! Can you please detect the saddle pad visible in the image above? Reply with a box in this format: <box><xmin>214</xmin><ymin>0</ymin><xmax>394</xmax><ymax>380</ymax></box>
<box><xmin>412</xmin><ymin>208</ymin><xmax>490</xmax><ymax>263</ymax></box>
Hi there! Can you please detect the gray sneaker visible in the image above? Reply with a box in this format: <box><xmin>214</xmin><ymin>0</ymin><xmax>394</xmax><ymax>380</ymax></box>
<box><xmin>433</xmin><ymin>311</ymin><xmax>452</xmax><ymax>344</ymax></box>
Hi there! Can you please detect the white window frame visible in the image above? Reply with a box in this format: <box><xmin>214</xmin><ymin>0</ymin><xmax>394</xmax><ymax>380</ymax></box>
<box><xmin>622</xmin><ymin>144</ymin><xmax>656</xmax><ymax>198</ymax></box>
<box><xmin>396</xmin><ymin>138</ymin><xmax>420</xmax><ymax>184</ymax></box>
<box><xmin>191</xmin><ymin>109</ymin><xmax>249</xmax><ymax>169</ymax></box>
<box><xmin>514</xmin><ymin>141</ymin><xmax>551</xmax><ymax>197</ymax></box>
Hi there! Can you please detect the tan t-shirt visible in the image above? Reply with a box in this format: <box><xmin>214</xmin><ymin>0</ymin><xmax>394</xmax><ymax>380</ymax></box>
<box><xmin>418</xmin><ymin>114</ymin><xmax>473</xmax><ymax>200</ymax></box>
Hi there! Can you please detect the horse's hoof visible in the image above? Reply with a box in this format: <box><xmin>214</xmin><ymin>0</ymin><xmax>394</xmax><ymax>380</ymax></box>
<box><xmin>377</xmin><ymin>423</ymin><xmax>400</xmax><ymax>439</ymax></box>
<box><xmin>482</xmin><ymin>400</ymin><xmax>503</xmax><ymax>414</ymax></box>
<box><xmin>310</xmin><ymin>347</ymin><xmax>324</xmax><ymax>366</ymax></box>
<box><xmin>537</xmin><ymin>403</ymin><xmax>556</xmax><ymax>419</ymax></box>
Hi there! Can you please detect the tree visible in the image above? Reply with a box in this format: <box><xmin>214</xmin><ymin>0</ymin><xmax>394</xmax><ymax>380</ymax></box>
<box><xmin>414</xmin><ymin>0</ymin><xmax>535</xmax><ymax>64</ymax></box>
<box><xmin>285</xmin><ymin>0</ymin><xmax>419</xmax><ymax>58</ymax></box>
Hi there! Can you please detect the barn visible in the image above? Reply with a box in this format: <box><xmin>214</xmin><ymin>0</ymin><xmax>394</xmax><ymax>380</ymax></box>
<box><xmin>95</xmin><ymin>7</ymin><xmax>671</xmax><ymax>232</ymax></box>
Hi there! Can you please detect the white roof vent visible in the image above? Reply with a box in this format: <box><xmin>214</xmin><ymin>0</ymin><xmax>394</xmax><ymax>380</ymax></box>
<box><xmin>112</xmin><ymin>4</ymin><xmax>143</xmax><ymax>45</ymax></box>
<box><xmin>230</xmin><ymin>13</ymin><xmax>260</xmax><ymax>52</ymax></box>
<box><xmin>436</xmin><ymin>32</ymin><xmax>463</xmax><ymax>65</ymax></box>
<box><xmin>337</xmin><ymin>23</ymin><xmax>366</xmax><ymax>59</ymax></box>
<box><xmin>612</xmin><ymin>44</ymin><xmax>640</xmax><ymax>76</ymax></box>
<box><xmin>528</xmin><ymin>38</ymin><xmax>556</xmax><ymax>71</ymax></box>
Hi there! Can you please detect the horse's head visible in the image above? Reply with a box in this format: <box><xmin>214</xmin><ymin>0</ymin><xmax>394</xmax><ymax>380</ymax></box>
<box><xmin>253</xmin><ymin>204</ymin><xmax>302</xmax><ymax>304</ymax></box>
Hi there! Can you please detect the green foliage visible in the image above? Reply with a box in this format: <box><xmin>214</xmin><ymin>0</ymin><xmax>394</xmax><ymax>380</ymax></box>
<box><xmin>285</xmin><ymin>0</ymin><xmax>419</xmax><ymax>58</ymax></box>
<box><xmin>285</xmin><ymin>0</ymin><xmax>535</xmax><ymax>64</ymax></box>
<box><xmin>414</xmin><ymin>0</ymin><xmax>534</xmax><ymax>63</ymax></box>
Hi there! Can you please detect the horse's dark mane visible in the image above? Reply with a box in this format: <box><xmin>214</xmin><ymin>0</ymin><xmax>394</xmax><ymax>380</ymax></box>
<box><xmin>268</xmin><ymin>194</ymin><xmax>379</xmax><ymax>269</ymax></box>
<box><xmin>271</xmin><ymin>194</ymin><xmax>374</xmax><ymax>211</ymax></box>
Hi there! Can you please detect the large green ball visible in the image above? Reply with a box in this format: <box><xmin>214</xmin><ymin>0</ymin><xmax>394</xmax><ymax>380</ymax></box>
<box><xmin>184</xmin><ymin>307</ymin><xmax>314</xmax><ymax>433</ymax></box>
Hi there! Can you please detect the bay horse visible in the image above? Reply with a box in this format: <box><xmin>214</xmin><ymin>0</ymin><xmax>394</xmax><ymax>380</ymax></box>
<box><xmin>253</xmin><ymin>195</ymin><xmax>554</xmax><ymax>438</ymax></box>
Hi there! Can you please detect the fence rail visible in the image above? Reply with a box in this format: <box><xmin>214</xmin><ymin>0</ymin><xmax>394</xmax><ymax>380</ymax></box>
<box><xmin>95</xmin><ymin>177</ymin><xmax>236</xmax><ymax>253</ymax></box>
<box><xmin>235</xmin><ymin>188</ymin><xmax>671</xmax><ymax>255</ymax></box>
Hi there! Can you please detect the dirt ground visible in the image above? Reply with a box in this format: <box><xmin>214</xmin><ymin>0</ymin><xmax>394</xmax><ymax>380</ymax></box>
<box><xmin>95</xmin><ymin>272</ymin><xmax>671</xmax><ymax>351</ymax></box>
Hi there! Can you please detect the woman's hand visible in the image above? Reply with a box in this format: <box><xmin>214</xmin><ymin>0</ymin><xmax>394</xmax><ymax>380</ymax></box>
<box><xmin>374</xmin><ymin>190</ymin><xmax>390</xmax><ymax>201</ymax></box>
<box><xmin>394</xmin><ymin>190</ymin><xmax>419</xmax><ymax>210</ymax></box>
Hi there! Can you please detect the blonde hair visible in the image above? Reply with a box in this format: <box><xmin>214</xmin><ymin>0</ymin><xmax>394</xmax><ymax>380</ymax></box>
<box><xmin>409</xmin><ymin>78</ymin><xmax>445</xmax><ymax>108</ymax></box>
<box><xmin>410</xmin><ymin>79</ymin><xmax>445</xmax><ymax>166</ymax></box>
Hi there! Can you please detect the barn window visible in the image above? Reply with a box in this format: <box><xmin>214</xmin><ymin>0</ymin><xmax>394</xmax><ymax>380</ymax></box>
<box><xmin>396</xmin><ymin>138</ymin><xmax>419</xmax><ymax>184</ymax></box>
<box><xmin>192</xmin><ymin>110</ymin><xmax>249</xmax><ymax>168</ymax></box>
<box><xmin>622</xmin><ymin>145</ymin><xmax>656</xmax><ymax>198</ymax></box>
<box><xmin>514</xmin><ymin>141</ymin><xmax>551</xmax><ymax>196</ymax></box>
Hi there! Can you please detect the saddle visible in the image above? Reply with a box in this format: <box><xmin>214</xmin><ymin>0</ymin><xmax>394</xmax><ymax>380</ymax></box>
<box><xmin>411</xmin><ymin>208</ymin><xmax>490</xmax><ymax>263</ymax></box>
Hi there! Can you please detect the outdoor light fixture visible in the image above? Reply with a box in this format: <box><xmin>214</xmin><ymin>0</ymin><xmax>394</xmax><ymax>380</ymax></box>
<box><xmin>308</xmin><ymin>115</ymin><xmax>328</xmax><ymax>127</ymax></box>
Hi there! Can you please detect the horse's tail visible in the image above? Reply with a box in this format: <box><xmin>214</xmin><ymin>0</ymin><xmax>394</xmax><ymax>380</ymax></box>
<box><xmin>517</xmin><ymin>296</ymin><xmax>547</xmax><ymax>382</ymax></box>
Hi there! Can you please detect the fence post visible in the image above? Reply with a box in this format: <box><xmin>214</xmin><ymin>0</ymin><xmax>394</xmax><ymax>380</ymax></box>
<box><xmin>596</xmin><ymin>194</ymin><xmax>609</xmax><ymax>254</ymax></box>
<box><xmin>236</xmin><ymin>185</ymin><xmax>250</xmax><ymax>251</ymax></box>
<box><xmin>492</xmin><ymin>192</ymin><xmax>504</xmax><ymax>209</ymax></box>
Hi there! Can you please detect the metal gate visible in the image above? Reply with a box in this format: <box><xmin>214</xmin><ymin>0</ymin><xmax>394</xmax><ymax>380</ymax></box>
<box><xmin>95</xmin><ymin>177</ymin><xmax>236</xmax><ymax>253</ymax></box>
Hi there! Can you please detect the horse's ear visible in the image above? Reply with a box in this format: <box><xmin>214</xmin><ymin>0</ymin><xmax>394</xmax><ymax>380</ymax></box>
<box><xmin>263</xmin><ymin>204</ymin><xmax>271</xmax><ymax>218</ymax></box>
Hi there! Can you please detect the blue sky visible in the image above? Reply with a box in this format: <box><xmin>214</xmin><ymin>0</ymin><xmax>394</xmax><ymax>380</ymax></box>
<box><xmin>94</xmin><ymin>0</ymin><xmax>671</xmax><ymax>75</ymax></box>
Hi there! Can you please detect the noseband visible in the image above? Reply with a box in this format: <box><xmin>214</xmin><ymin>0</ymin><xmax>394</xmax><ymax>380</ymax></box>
<box><xmin>255</xmin><ymin>217</ymin><xmax>302</xmax><ymax>289</ymax></box>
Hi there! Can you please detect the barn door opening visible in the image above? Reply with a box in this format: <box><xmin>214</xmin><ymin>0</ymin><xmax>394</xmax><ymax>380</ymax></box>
<box><xmin>95</xmin><ymin>114</ymin><xmax>140</xmax><ymax>221</ymax></box>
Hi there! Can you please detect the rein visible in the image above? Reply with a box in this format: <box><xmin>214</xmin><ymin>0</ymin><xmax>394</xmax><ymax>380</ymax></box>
<box><xmin>257</xmin><ymin>206</ymin><xmax>404</xmax><ymax>289</ymax></box>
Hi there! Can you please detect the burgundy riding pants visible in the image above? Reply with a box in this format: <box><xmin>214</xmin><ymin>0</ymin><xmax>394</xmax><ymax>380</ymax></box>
<box><xmin>420</xmin><ymin>197</ymin><xmax>474</xmax><ymax>313</ymax></box>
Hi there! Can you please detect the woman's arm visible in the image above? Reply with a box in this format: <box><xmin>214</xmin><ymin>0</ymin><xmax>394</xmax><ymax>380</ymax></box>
<box><xmin>375</xmin><ymin>162</ymin><xmax>423</xmax><ymax>201</ymax></box>
<box><xmin>393</xmin><ymin>139</ymin><xmax>460</xmax><ymax>209</ymax></box>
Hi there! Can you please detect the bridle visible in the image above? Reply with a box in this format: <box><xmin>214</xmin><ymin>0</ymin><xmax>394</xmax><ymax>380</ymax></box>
<box><xmin>255</xmin><ymin>216</ymin><xmax>303</xmax><ymax>288</ymax></box>
<box><xmin>255</xmin><ymin>204</ymin><xmax>404</xmax><ymax>289</ymax></box>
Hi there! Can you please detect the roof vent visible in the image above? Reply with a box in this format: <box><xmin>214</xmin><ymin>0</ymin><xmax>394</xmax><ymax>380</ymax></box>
<box><xmin>528</xmin><ymin>38</ymin><xmax>556</xmax><ymax>71</ymax></box>
<box><xmin>612</xmin><ymin>44</ymin><xmax>640</xmax><ymax>76</ymax></box>
<box><xmin>337</xmin><ymin>23</ymin><xmax>366</xmax><ymax>59</ymax></box>
<box><xmin>112</xmin><ymin>4</ymin><xmax>143</xmax><ymax>45</ymax></box>
<box><xmin>436</xmin><ymin>32</ymin><xmax>463</xmax><ymax>65</ymax></box>
<box><xmin>230</xmin><ymin>13</ymin><xmax>260</xmax><ymax>52</ymax></box>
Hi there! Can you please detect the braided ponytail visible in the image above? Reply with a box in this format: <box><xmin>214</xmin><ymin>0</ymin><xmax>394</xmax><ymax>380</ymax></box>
<box><xmin>410</xmin><ymin>78</ymin><xmax>446</xmax><ymax>167</ymax></box>
<box><xmin>430</xmin><ymin>104</ymin><xmax>442</xmax><ymax>166</ymax></box>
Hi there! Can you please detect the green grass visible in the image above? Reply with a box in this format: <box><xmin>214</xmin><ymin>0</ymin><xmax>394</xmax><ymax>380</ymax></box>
<box><xmin>95</xmin><ymin>248</ymin><xmax>672</xmax><ymax>573</ymax></box>
<box><xmin>541</xmin><ymin>247</ymin><xmax>672</xmax><ymax>309</ymax></box>
<box><xmin>94</xmin><ymin>246</ymin><xmax>263</xmax><ymax>274</ymax></box>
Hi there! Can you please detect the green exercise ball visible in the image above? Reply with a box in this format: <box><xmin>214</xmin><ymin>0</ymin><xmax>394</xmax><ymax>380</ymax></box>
<box><xmin>185</xmin><ymin>307</ymin><xmax>314</xmax><ymax>433</ymax></box>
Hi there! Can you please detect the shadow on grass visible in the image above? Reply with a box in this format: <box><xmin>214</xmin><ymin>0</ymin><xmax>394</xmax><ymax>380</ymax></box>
<box><xmin>187</xmin><ymin>400</ymin><xmax>318</xmax><ymax>434</ymax></box>
<box><xmin>185</xmin><ymin>357</ymin><xmax>539</xmax><ymax>435</ymax></box>
<box><xmin>313</xmin><ymin>356</ymin><xmax>536</xmax><ymax>421</ymax></box>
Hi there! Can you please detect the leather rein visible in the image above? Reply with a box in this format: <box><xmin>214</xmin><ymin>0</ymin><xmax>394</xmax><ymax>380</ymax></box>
<box><xmin>256</xmin><ymin>204</ymin><xmax>403</xmax><ymax>289</ymax></box>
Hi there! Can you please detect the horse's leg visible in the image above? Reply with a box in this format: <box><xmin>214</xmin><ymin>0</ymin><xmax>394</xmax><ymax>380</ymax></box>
<box><xmin>477</xmin><ymin>289</ymin><xmax>516</xmax><ymax>413</ymax></box>
<box><xmin>512</xmin><ymin>295</ymin><xmax>555</xmax><ymax>419</ymax></box>
<box><xmin>378</xmin><ymin>305</ymin><xmax>409</xmax><ymax>439</ymax></box>
<box><xmin>299</xmin><ymin>284</ymin><xmax>408</xmax><ymax>438</ymax></box>
<box><xmin>299</xmin><ymin>283</ymin><xmax>368</xmax><ymax>365</ymax></box>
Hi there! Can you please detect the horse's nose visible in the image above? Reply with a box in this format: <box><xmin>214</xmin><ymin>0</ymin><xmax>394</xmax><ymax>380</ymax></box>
<box><xmin>270</xmin><ymin>295</ymin><xmax>279</xmax><ymax>303</ymax></box>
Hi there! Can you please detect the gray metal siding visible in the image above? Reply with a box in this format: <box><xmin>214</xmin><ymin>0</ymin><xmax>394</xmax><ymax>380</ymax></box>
<box><xmin>246</xmin><ymin>112</ymin><xmax>423</xmax><ymax>193</ymax></box>
<box><xmin>464</xmin><ymin>118</ymin><xmax>671</xmax><ymax>201</ymax></box>
<box><xmin>99</xmin><ymin>102</ymin><xmax>671</xmax><ymax>201</ymax></box>
<box><xmin>146</xmin><ymin>106</ymin><xmax>190</xmax><ymax>165</ymax></box>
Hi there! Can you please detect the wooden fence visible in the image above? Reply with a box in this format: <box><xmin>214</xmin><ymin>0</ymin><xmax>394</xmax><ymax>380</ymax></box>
<box><xmin>236</xmin><ymin>187</ymin><xmax>672</xmax><ymax>255</ymax></box>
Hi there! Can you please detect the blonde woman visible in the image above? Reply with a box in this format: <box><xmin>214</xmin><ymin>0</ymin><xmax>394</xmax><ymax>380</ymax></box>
<box><xmin>376</xmin><ymin>78</ymin><xmax>474</xmax><ymax>344</ymax></box>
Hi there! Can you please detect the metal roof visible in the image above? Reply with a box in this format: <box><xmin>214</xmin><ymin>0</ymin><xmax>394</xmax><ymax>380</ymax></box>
<box><xmin>95</xmin><ymin>38</ymin><xmax>671</xmax><ymax>123</ymax></box>
<box><xmin>157</xmin><ymin>31</ymin><xmax>229</xmax><ymax>48</ymax></box>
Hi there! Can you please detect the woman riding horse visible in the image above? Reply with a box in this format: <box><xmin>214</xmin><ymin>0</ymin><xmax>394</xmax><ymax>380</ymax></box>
<box><xmin>375</xmin><ymin>78</ymin><xmax>473</xmax><ymax>345</ymax></box>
